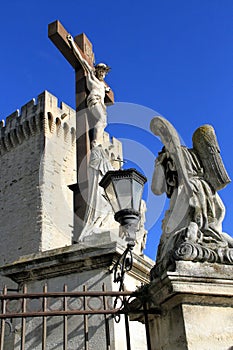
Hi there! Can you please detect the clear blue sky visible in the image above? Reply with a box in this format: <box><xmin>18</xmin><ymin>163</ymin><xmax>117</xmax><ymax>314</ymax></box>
<box><xmin>1</xmin><ymin>0</ymin><xmax>233</xmax><ymax>260</ymax></box>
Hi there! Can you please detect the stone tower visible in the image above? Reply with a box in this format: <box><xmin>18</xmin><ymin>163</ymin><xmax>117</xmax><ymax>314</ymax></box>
<box><xmin>0</xmin><ymin>91</ymin><xmax>76</xmax><ymax>269</ymax></box>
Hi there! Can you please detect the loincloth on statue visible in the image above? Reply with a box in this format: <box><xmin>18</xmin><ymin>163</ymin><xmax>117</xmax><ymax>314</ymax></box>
<box><xmin>87</xmin><ymin>94</ymin><xmax>107</xmax><ymax>125</ymax></box>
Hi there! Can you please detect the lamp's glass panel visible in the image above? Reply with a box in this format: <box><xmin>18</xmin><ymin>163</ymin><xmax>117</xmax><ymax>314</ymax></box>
<box><xmin>105</xmin><ymin>182</ymin><xmax>120</xmax><ymax>212</ymax></box>
<box><xmin>132</xmin><ymin>180</ymin><xmax>143</xmax><ymax>211</ymax></box>
<box><xmin>113</xmin><ymin>178</ymin><xmax>132</xmax><ymax>209</ymax></box>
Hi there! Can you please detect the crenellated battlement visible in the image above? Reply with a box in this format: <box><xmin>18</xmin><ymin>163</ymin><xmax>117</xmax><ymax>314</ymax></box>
<box><xmin>102</xmin><ymin>132</ymin><xmax>123</xmax><ymax>169</ymax></box>
<box><xmin>0</xmin><ymin>91</ymin><xmax>76</xmax><ymax>155</ymax></box>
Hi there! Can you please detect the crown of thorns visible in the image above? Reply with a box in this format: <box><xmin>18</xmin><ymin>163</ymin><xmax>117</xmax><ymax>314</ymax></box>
<box><xmin>94</xmin><ymin>63</ymin><xmax>111</xmax><ymax>72</ymax></box>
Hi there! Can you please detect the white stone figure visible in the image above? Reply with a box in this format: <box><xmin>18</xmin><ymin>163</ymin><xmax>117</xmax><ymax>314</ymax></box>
<box><xmin>67</xmin><ymin>34</ymin><xmax>110</xmax><ymax>145</ymax></box>
<box><xmin>150</xmin><ymin>117</ymin><xmax>232</xmax><ymax>274</ymax></box>
<box><xmin>134</xmin><ymin>200</ymin><xmax>148</xmax><ymax>256</ymax></box>
<box><xmin>79</xmin><ymin>142</ymin><xmax>118</xmax><ymax>240</ymax></box>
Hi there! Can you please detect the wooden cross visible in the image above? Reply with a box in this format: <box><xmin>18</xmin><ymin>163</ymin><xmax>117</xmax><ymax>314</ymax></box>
<box><xmin>48</xmin><ymin>20</ymin><xmax>114</xmax><ymax>235</ymax></box>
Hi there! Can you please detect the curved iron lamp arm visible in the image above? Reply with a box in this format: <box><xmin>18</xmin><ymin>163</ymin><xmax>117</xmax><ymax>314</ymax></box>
<box><xmin>110</xmin><ymin>241</ymin><xmax>135</xmax><ymax>292</ymax></box>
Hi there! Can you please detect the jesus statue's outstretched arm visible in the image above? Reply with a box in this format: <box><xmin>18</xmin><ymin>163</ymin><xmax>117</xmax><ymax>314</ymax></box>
<box><xmin>67</xmin><ymin>34</ymin><xmax>93</xmax><ymax>73</ymax></box>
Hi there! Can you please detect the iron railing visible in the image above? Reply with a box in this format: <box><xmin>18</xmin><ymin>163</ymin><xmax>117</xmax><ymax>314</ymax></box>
<box><xmin>0</xmin><ymin>284</ymin><xmax>156</xmax><ymax>350</ymax></box>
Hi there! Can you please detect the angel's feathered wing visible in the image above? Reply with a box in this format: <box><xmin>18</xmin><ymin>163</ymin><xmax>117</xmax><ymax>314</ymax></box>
<box><xmin>150</xmin><ymin>116</ymin><xmax>192</xmax><ymax>196</ymax></box>
<box><xmin>192</xmin><ymin>125</ymin><xmax>231</xmax><ymax>191</ymax></box>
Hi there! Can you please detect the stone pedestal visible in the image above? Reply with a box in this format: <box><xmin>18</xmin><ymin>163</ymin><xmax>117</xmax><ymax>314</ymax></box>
<box><xmin>147</xmin><ymin>261</ymin><xmax>233</xmax><ymax>350</ymax></box>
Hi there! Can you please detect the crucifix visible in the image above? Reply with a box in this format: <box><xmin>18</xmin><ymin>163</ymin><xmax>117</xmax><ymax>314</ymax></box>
<box><xmin>48</xmin><ymin>20</ymin><xmax>114</xmax><ymax>234</ymax></box>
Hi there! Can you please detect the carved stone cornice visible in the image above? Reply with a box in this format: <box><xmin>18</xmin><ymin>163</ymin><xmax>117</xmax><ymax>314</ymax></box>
<box><xmin>0</xmin><ymin>236</ymin><xmax>153</xmax><ymax>285</ymax></box>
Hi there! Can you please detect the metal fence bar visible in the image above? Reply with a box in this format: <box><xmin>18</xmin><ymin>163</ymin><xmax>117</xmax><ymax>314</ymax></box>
<box><xmin>123</xmin><ymin>295</ymin><xmax>132</xmax><ymax>350</ymax></box>
<box><xmin>0</xmin><ymin>309</ymin><xmax>137</xmax><ymax>318</ymax></box>
<box><xmin>0</xmin><ymin>286</ymin><xmax>7</xmax><ymax>350</ymax></box>
<box><xmin>83</xmin><ymin>285</ymin><xmax>89</xmax><ymax>350</ymax></box>
<box><xmin>42</xmin><ymin>284</ymin><xmax>47</xmax><ymax>350</ymax></box>
<box><xmin>21</xmin><ymin>285</ymin><xmax>27</xmax><ymax>350</ymax></box>
<box><xmin>63</xmin><ymin>284</ymin><xmax>68</xmax><ymax>350</ymax></box>
<box><xmin>102</xmin><ymin>284</ymin><xmax>111</xmax><ymax>350</ymax></box>
<box><xmin>0</xmin><ymin>290</ymin><xmax>133</xmax><ymax>299</ymax></box>
<box><xmin>0</xmin><ymin>307</ymin><xmax>152</xmax><ymax>318</ymax></box>
<box><xmin>124</xmin><ymin>313</ymin><xmax>131</xmax><ymax>350</ymax></box>
<box><xmin>143</xmin><ymin>302</ymin><xmax>152</xmax><ymax>350</ymax></box>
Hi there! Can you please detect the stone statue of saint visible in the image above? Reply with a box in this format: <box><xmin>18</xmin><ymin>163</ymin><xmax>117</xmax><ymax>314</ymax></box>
<box><xmin>79</xmin><ymin>141</ymin><xmax>119</xmax><ymax>240</ymax></box>
<box><xmin>134</xmin><ymin>200</ymin><xmax>148</xmax><ymax>256</ymax></box>
<box><xmin>67</xmin><ymin>34</ymin><xmax>110</xmax><ymax>145</ymax></box>
<box><xmin>150</xmin><ymin>117</ymin><xmax>232</xmax><ymax>276</ymax></box>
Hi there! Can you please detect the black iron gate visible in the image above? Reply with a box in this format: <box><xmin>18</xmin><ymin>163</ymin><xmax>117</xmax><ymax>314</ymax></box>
<box><xmin>0</xmin><ymin>284</ymin><xmax>155</xmax><ymax>350</ymax></box>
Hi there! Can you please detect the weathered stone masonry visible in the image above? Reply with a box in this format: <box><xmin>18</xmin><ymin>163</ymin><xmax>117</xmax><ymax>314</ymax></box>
<box><xmin>0</xmin><ymin>91</ymin><xmax>77</xmax><ymax>266</ymax></box>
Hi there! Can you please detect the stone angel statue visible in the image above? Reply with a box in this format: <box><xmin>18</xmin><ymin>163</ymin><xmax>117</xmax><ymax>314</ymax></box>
<box><xmin>150</xmin><ymin>117</ymin><xmax>232</xmax><ymax>276</ymax></box>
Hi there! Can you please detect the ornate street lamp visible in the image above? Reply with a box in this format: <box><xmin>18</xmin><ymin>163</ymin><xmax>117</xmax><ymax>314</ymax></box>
<box><xmin>99</xmin><ymin>168</ymin><xmax>147</xmax><ymax>290</ymax></box>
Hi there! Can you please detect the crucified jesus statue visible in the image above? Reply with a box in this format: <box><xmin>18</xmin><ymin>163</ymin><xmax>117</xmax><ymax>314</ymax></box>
<box><xmin>67</xmin><ymin>34</ymin><xmax>111</xmax><ymax>146</ymax></box>
<box><xmin>48</xmin><ymin>21</ymin><xmax>115</xmax><ymax>235</ymax></box>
